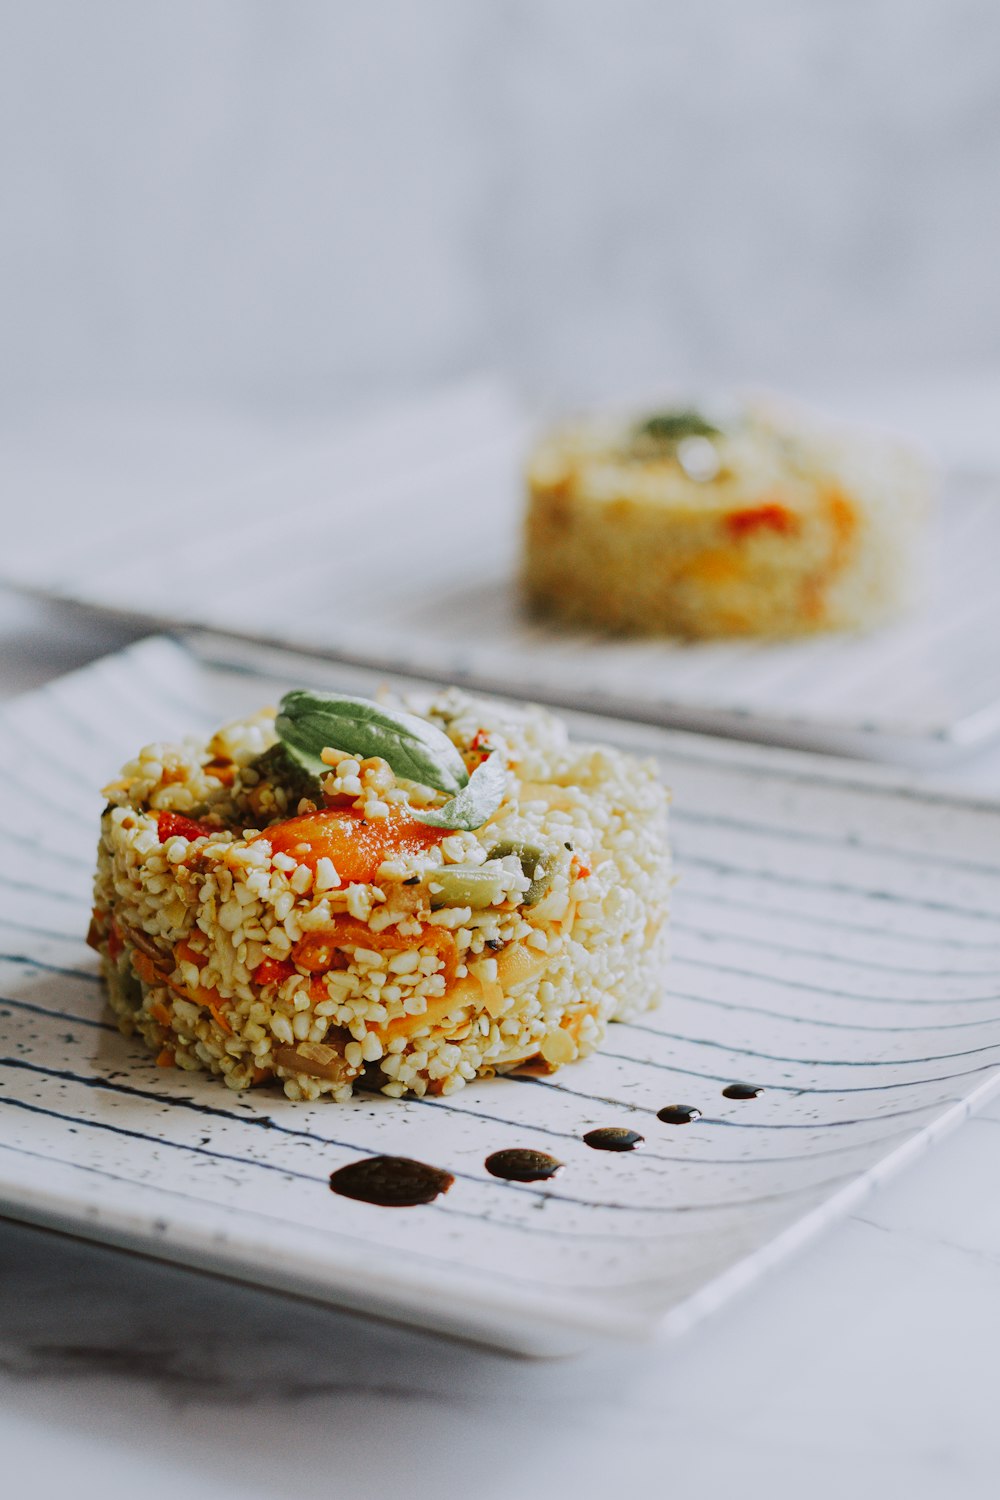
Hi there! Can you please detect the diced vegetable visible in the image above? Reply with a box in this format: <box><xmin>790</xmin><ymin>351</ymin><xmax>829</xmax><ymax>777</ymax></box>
<box><xmin>107</xmin><ymin>918</ymin><xmax>124</xmax><ymax>961</ymax></box>
<box><xmin>131</xmin><ymin>949</ymin><xmax>164</xmax><ymax>988</ymax></box>
<box><xmin>156</xmin><ymin>811</ymin><xmax>213</xmax><ymax>843</ymax></box>
<box><xmin>292</xmin><ymin>916</ymin><xmax>457</xmax><ymax>982</ymax></box>
<box><xmin>486</xmin><ymin>839</ymin><xmax>554</xmax><ymax>905</ymax></box>
<box><xmin>253</xmin><ymin>956</ymin><xmax>296</xmax><ymax>988</ymax></box>
<box><xmin>377</xmin><ymin>981</ymin><xmax>480</xmax><ymax>1041</ymax></box>
<box><xmin>725</xmin><ymin>502</ymin><xmax>797</xmax><ymax>538</ymax></box>
<box><xmin>253</xmin><ymin>806</ymin><xmax>445</xmax><ymax>884</ymax></box>
<box><xmin>428</xmin><ymin>861</ymin><xmax>506</xmax><ymax>910</ymax></box>
<box><xmin>494</xmin><ymin>941</ymin><xmax>549</xmax><ymax>989</ymax></box>
<box><xmin>273</xmin><ymin>1039</ymin><xmax>355</xmax><ymax>1083</ymax></box>
<box><xmin>174</xmin><ymin>939</ymin><xmax>206</xmax><ymax>968</ymax></box>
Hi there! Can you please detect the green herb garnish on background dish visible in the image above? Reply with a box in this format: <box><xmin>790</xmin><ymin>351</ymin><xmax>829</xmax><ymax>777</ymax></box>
<box><xmin>634</xmin><ymin>408</ymin><xmax>722</xmax><ymax>443</ymax></box>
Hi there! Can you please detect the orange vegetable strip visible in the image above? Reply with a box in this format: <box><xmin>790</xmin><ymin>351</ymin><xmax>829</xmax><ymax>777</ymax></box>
<box><xmin>175</xmin><ymin>939</ymin><xmax>206</xmax><ymax>968</ymax></box>
<box><xmin>251</xmin><ymin>805</ymin><xmax>445</xmax><ymax>884</ymax></box>
<box><xmin>131</xmin><ymin>950</ymin><xmax>162</xmax><ymax>988</ymax></box>
<box><xmin>377</xmin><ymin>977</ymin><xmax>480</xmax><ymax>1041</ymax></box>
<box><xmin>293</xmin><ymin>917</ymin><xmax>457</xmax><ymax>982</ymax></box>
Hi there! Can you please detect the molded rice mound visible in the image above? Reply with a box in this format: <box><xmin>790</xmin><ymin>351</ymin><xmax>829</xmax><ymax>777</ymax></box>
<box><xmin>89</xmin><ymin>689</ymin><xmax>671</xmax><ymax>1101</ymax></box>
<box><xmin>523</xmin><ymin>400</ymin><xmax>933</xmax><ymax>638</ymax></box>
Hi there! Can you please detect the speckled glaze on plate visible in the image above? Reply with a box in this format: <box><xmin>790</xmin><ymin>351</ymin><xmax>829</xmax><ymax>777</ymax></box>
<box><xmin>1</xmin><ymin>632</ymin><xmax>999</xmax><ymax>1355</ymax></box>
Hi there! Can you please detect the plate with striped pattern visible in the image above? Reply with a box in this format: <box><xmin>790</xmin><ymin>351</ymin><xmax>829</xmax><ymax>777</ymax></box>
<box><xmin>1</xmin><ymin>632</ymin><xmax>999</xmax><ymax>1354</ymax></box>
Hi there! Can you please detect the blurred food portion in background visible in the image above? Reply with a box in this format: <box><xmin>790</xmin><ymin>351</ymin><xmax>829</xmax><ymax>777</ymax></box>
<box><xmin>523</xmin><ymin>397</ymin><xmax>935</xmax><ymax>638</ymax></box>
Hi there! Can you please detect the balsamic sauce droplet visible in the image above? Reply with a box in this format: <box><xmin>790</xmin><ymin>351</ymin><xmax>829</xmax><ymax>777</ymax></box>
<box><xmin>722</xmin><ymin>1083</ymin><xmax>764</xmax><ymax>1100</ymax></box>
<box><xmin>485</xmin><ymin>1148</ymin><xmax>563</xmax><ymax>1182</ymax></box>
<box><xmin>656</xmin><ymin>1104</ymin><xmax>702</xmax><ymax>1125</ymax></box>
<box><xmin>583</xmin><ymin>1127</ymin><xmax>645</xmax><ymax>1152</ymax></box>
<box><xmin>329</xmin><ymin>1154</ymin><xmax>454</xmax><ymax>1207</ymax></box>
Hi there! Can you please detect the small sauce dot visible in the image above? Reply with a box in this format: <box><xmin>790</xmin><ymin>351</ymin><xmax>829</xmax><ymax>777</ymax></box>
<box><xmin>583</xmin><ymin>1127</ymin><xmax>645</xmax><ymax>1152</ymax></box>
<box><xmin>329</xmin><ymin>1154</ymin><xmax>454</xmax><ymax>1207</ymax></box>
<box><xmin>656</xmin><ymin>1105</ymin><xmax>702</xmax><ymax>1125</ymax></box>
<box><xmin>722</xmin><ymin>1083</ymin><xmax>764</xmax><ymax>1101</ymax></box>
<box><xmin>485</xmin><ymin>1148</ymin><xmax>563</xmax><ymax>1182</ymax></box>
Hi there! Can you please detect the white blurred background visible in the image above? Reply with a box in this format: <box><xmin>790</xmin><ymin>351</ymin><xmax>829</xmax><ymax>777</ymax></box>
<box><xmin>2</xmin><ymin>0</ymin><xmax>999</xmax><ymax>416</ymax></box>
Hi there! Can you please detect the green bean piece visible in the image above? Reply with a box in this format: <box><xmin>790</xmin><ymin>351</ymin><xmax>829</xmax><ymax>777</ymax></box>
<box><xmin>428</xmin><ymin>863</ymin><xmax>507</xmax><ymax>911</ymax></box>
<box><xmin>486</xmin><ymin>840</ymin><xmax>554</xmax><ymax>905</ymax></box>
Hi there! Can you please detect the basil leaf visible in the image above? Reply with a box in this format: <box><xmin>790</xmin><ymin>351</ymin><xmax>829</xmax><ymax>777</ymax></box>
<box><xmin>276</xmin><ymin>690</ymin><xmax>469</xmax><ymax>796</ymax></box>
<box><xmin>412</xmin><ymin>752</ymin><xmax>506</xmax><ymax>831</ymax></box>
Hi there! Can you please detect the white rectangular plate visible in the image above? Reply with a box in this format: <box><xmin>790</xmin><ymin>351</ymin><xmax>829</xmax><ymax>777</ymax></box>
<box><xmin>1</xmin><ymin>633</ymin><xmax>999</xmax><ymax>1355</ymax></box>
<box><xmin>3</xmin><ymin>387</ymin><xmax>1000</xmax><ymax>758</ymax></box>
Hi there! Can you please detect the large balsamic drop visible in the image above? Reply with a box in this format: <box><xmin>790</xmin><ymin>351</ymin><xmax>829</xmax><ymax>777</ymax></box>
<box><xmin>329</xmin><ymin>1154</ymin><xmax>454</xmax><ymax>1206</ymax></box>
<box><xmin>484</xmin><ymin>1148</ymin><xmax>563</xmax><ymax>1182</ymax></box>
<box><xmin>656</xmin><ymin>1104</ymin><xmax>702</xmax><ymax>1125</ymax></box>
<box><xmin>583</xmin><ymin>1127</ymin><xmax>644</xmax><ymax>1152</ymax></box>
<box><xmin>722</xmin><ymin>1083</ymin><xmax>764</xmax><ymax>1101</ymax></box>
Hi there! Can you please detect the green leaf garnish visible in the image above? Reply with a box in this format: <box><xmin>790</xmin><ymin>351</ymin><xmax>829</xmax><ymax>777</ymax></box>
<box><xmin>411</xmin><ymin>752</ymin><xmax>506</xmax><ymax>831</ymax></box>
<box><xmin>635</xmin><ymin>408</ymin><xmax>722</xmax><ymax>443</ymax></box>
<box><xmin>276</xmin><ymin>690</ymin><xmax>469</xmax><ymax>795</ymax></box>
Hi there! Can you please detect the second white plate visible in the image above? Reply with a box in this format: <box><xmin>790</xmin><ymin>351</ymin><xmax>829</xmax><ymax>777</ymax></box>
<box><xmin>2</xmin><ymin>387</ymin><xmax>999</xmax><ymax>759</ymax></box>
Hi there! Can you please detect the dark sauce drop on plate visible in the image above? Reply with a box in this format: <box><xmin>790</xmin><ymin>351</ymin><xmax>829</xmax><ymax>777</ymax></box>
<box><xmin>722</xmin><ymin>1083</ymin><xmax>764</xmax><ymax>1100</ymax></box>
<box><xmin>656</xmin><ymin>1104</ymin><xmax>702</xmax><ymax>1125</ymax></box>
<box><xmin>583</xmin><ymin>1127</ymin><xmax>644</xmax><ymax>1152</ymax></box>
<box><xmin>485</xmin><ymin>1148</ymin><xmax>563</xmax><ymax>1182</ymax></box>
<box><xmin>329</xmin><ymin>1154</ymin><xmax>454</xmax><ymax>1207</ymax></box>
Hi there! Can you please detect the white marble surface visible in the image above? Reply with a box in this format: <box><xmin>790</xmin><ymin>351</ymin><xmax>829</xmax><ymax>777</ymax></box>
<box><xmin>3</xmin><ymin>588</ymin><xmax>1000</xmax><ymax>1500</ymax></box>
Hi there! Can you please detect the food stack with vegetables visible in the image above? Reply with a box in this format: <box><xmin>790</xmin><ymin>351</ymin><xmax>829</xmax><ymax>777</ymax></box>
<box><xmin>524</xmin><ymin>398</ymin><xmax>933</xmax><ymax>637</ymax></box>
<box><xmin>90</xmin><ymin>684</ymin><xmax>671</xmax><ymax>1101</ymax></box>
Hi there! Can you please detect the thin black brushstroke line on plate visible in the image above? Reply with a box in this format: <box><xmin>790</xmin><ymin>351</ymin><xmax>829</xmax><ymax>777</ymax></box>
<box><xmin>671</xmin><ymin>805</ymin><xmax>1000</xmax><ymax>879</ymax></box>
<box><xmin>677</xmin><ymin>850</ymin><xmax>1000</xmax><ymax>925</ymax></box>
<box><xmin>673</xmin><ymin>916</ymin><xmax>1000</xmax><ymax>978</ymax></box>
<box><xmin>669</xmin><ymin>955</ymin><xmax>1000</xmax><ymax>1010</ymax></box>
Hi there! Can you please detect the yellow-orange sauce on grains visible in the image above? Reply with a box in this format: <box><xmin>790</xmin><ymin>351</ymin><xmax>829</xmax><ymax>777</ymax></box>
<box><xmin>251</xmin><ymin>806</ymin><xmax>446</xmax><ymax>884</ymax></box>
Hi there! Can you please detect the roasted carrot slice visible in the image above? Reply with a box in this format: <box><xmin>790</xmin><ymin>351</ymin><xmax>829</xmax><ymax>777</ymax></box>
<box><xmin>131</xmin><ymin>949</ymin><xmax>162</xmax><ymax>988</ymax></box>
<box><xmin>174</xmin><ymin>939</ymin><xmax>206</xmax><ymax>968</ymax></box>
<box><xmin>252</xmin><ymin>806</ymin><xmax>445</xmax><ymax>884</ymax></box>
<box><xmin>293</xmin><ymin>916</ymin><xmax>457</xmax><ymax>981</ymax></box>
